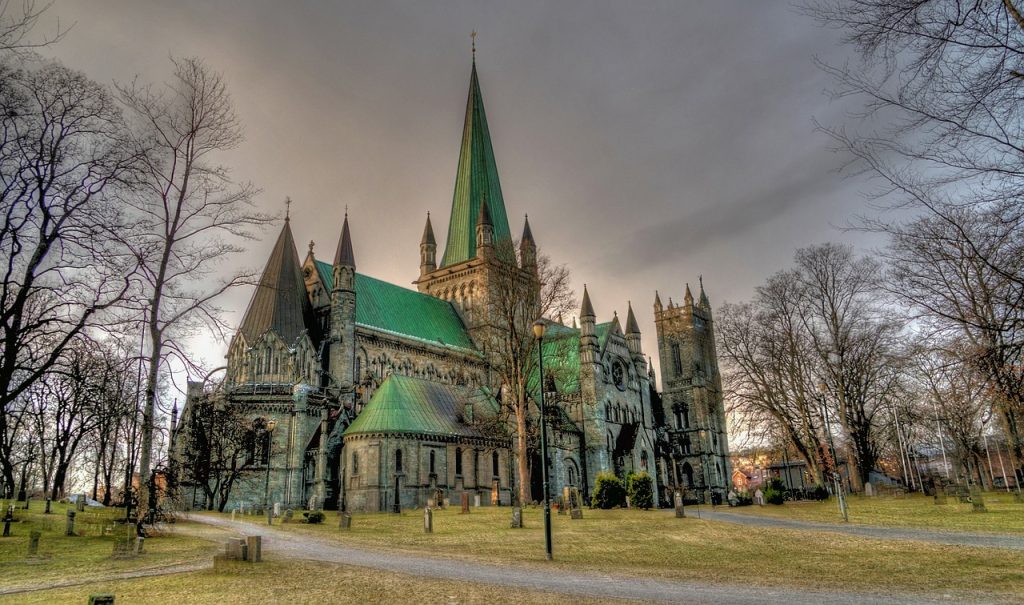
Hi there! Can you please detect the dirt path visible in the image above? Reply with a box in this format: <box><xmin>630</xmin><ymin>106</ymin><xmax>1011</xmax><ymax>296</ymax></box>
<box><xmin>696</xmin><ymin>509</ymin><xmax>1024</xmax><ymax>550</ymax></box>
<box><xmin>186</xmin><ymin>515</ymin><xmax>986</xmax><ymax>605</ymax></box>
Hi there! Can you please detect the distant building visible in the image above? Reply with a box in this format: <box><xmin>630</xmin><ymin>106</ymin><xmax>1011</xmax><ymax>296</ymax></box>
<box><xmin>172</xmin><ymin>55</ymin><xmax>729</xmax><ymax>512</ymax></box>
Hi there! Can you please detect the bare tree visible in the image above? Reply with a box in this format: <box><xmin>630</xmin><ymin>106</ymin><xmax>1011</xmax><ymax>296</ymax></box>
<box><xmin>483</xmin><ymin>239</ymin><xmax>574</xmax><ymax>504</ymax></box>
<box><xmin>0</xmin><ymin>1</ymin><xmax>66</xmax><ymax>54</ymax></box>
<box><xmin>0</xmin><ymin>57</ymin><xmax>138</xmax><ymax>496</ymax></box>
<box><xmin>811</xmin><ymin>0</ymin><xmax>1024</xmax><ymax>484</ymax></box>
<box><xmin>115</xmin><ymin>57</ymin><xmax>269</xmax><ymax>516</ymax></box>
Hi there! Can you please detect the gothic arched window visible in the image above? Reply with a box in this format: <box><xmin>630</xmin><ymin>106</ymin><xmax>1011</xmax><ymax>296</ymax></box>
<box><xmin>455</xmin><ymin>448</ymin><xmax>463</xmax><ymax>476</ymax></box>
<box><xmin>492</xmin><ymin>452</ymin><xmax>500</xmax><ymax>477</ymax></box>
<box><xmin>429</xmin><ymin>450</ymin><xmax>436</xmax><ymax>474</ymax></box>
<box><xmin>395</xmin><ymin>449</ymin><xmax>403</xmax><ymax>473</ymax></box>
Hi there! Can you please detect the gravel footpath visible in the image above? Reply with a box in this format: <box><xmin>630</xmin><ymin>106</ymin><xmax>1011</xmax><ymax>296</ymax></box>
<box><xmin>188</xmin><ymin>514</ymin><xmax>990</xmax><ymax>605</ymax></box>
<box><xmin>695</xmin><ymin>509</ymin><xmax>1024</xmax><ymax>550</ymax></box>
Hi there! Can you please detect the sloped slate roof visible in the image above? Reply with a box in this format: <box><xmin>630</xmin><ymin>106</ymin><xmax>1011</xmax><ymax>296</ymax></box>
<box><xmin>344</xmin><ymin>375</ymin><xmax>495</xmax><ymax>438</ymax></box>
<box><xmin>440</xmin><ymin>62</ymin><xmax>512</xmax><ymax>266</ymax></box>
<box><xmin>314</xmin><ymin>261</ymin><xmax>475</xmax><ymax>351</ymax></box>
<box><xmin>238</xmin><ymin>220</ymin><xmax>320</xmax><ymax>346</ymax></box>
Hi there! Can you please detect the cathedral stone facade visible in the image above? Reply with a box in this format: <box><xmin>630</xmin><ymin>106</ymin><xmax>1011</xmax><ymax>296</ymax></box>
<box><xmin>173</xmin><ymin>58</ymin><xmax>730</xmax><ymax>512</ymax></box>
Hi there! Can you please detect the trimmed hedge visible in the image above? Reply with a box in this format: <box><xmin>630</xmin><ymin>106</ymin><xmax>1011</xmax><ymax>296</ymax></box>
<box><xmin>592</xmin><ymin>472</ymin><xmax>626</xmax><ymax>509</ymax></box>
<box><xmin>626</xmin><ymin>472</ymin><xmax>654</xmax><ymax>510</ymax></box>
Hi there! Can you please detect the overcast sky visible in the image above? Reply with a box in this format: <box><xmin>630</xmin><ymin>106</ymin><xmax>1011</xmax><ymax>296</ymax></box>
<box><xmin>43</xmin><ymin>0</ymin><xmax>878</xmax><ymax>379</ymax></box>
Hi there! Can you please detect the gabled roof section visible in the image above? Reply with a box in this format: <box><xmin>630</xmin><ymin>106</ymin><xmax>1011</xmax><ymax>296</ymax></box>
<box><xmin>239</xmin><ymin>220</ymin><xmax>320</xmax><ymax>346</ymax></box>
<box><xmin>313</xmin><ymin>261</ymin><xmax>476</xmax><ymax>351</ymax></box>
<box><xmin>343</xmin><ymin>375</ymin><xmax>498</xmax><ymax>438</ymax></box>
<box><xmin>440</xmin><ymin>62</ymin><xmax>512</xmax><ymax>267</ymax></box>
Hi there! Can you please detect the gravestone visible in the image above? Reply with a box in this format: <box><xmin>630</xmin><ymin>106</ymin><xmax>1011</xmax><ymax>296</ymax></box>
<box><xmin>339</xmin><ymin>512</ymin><xmax>352</xmax><ymax>529</ymax></box>
<box><xmin>473</xmin><ymin>494</ymin><xmax>481</xmax><ymax>508</ymax></box>
<box><xmin>283</xmin><ymin>509</ymin><xmax>294</xmax><ymax>523</ymax></box>
<box><xmin>423</xmin><ymin>507</ymin><xmax>433</xmax><ymax>533</ymax></box>
<box><xmin>88</xmin><ymin>595</ymin><xmax>115</xmax><ymax>605</ymax></box>
<box><xmin>274</xmin><ymin>502</ymin><xmax>281</xmax><ymax>517</ymax></box>
<box><xmin>864</xmin><ymin>482</ymin><xmax>874</xmax><ymax>497</ymax></box>
<box><xmin>970</xmin><ymin>485</ymin><xmax>987</xmax><ymax>513</ymax></box>
<box><xmin>510</xmin><ymin>506</ymin><xmax>523</xmax><ymax>529</ymax></box>
<box><xmin>28</xmin><ymin>530</ymin><xmax>40</xmax><ymax>556</ymax></box>
<box><xmin>246</xmin><ymin>535</ymin><xmax>261</xmax><ymax>562</ymax></box>
<box><xmin>569</xmin><ymin>488</ymin><xmax>583</xmax><ymax>520</ymax></box>
<box><xmin>674</xmin><ymin>491</ymin><xmax>686</xmax><ymax>518</ymax></box>
<box><xmin>461</xmin><ymin>493</ymin><xmax>470</xmax><ymax>514</ymax></box>
<box><xmin>134</xmin><ymin>537</ymin><xmax>145</xmax><ymax>555</ymax></box>
<box><xmin>934</xmin><ymin>491</ymin><xmax>947</xmax><ymax>504</ymax></box>
<box><xmin>225</xmin><ymin>537</ymin><xmax>248</xmax><ymax>561</ymax></box>
<box><xmin>44</xmin><ymin>498</ymin><xmax>51</xmax><ymax>514</ymax></box>
<box><xmin>434</xmin><ymin>489</ymin><xmax>444</xmax><ymax>509</ymax></box>
<box><xmin>65</xmin><ymin>510</ymin><xmax>76</xmax><ymax>536</ymax></box>
<box><xmin>76</xmin><ymin>495</ymin><xmax>86</xmax><ymax>512</ymax></box>
<box><xmin>231</xmin><ymin>509</ymin><xmax>236</xmax><ymax>522</ymax></box>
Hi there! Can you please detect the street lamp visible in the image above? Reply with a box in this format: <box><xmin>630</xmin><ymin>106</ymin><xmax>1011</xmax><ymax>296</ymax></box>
<box><xmin>264</xmin><ymin>418</ymin><xmax>277</xmax><ymax>525</ymax></box>
<box><xmin>533</xmin><ymin>319</ymin><xmax>553</xmax><ymax>561</ymax></box>
<box><xmin>816</xmin><ymin>383</ymin><xmax>848</xmax><ymax>522</ymax></box>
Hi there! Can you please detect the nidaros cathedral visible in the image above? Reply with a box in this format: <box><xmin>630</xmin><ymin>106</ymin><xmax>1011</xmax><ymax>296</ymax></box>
<box><xmin>173</xmin><ymin>56</ymin><xmax>731</xmax><ymax>512</ymax></box>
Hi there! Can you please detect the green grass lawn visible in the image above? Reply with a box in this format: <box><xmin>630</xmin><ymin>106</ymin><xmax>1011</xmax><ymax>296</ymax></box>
<box><xmin>0</xmin><ymin>501</ymin><xmax>222</xmax><ymax>589</ymax></box>
<box><xmin>723</xmin><ymin>491</ymin><xmax>1024</xmax><ymax>534</ymax></box>
<box><xmin>0</xmin><ymin>559</ymin><xmax>632</xmax><ymax>605</ymax></box>
<box><xmin>216</xmin><ymin>505</ymin><xmax>1024</xmax><ymax>601</ymax></box>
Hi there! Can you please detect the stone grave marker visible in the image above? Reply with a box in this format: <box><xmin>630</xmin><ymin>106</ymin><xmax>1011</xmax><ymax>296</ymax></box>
<box><xmin>970</xmin><ymin>485</ymin><xmax>987</xmax><ymax>512</ymax></box>
<box><xmin>44</xmin><ymin>498</ymin><xmax>51</xmax><ymax>514</ymax></box>
<box><xmin>339</xmin><ymin>512</ymin><xmax>352</xmax><ymax>529</ymax></box>
<box><xmin>473</xmin><ymin>493</ymin><xmax>481</xmax><ymax>507</ymax></box>
<box><xmin>423</xmin><ymin>507</ymin><xmax>433</xmax><ymax>533</ymax></box>
<box><xmin>225</xmin><ymin>537</ymin><xmax>248</xmax><ymax>560</ymax></box>
<box><xmin>674</xmin><ymin>491</ymin><xmax>686</xmax><ymax>518</ymax></box>
<box><xmin>246</xmin><ymin>535</ymin><xmax>262</xmax><ymax>562</ymax></box>
<box><xmin>460</xmin><ymin>493</ymin><xmax>470</xmax><ymax>514</ymax></box>
<box><xmin>65</xmin><ymin>510</ymin><xmax>76</xmax><ymax>536</ymax></box>
<box><xmin>76</xmin><ymin>495</ymin><xmax>86</xmax><ymax>512</ymax></box>
<box><xmin>231</xmin><ymin>508</ymin><xmax>236</xmax><ymax>522</ymax></box>
<box><xmin>864</xmin><ymin>482</ymin><xmax>874</xmax><ymax>497</ymax></box>
<box><xmin>134</xmin><ymin>536</ymin><xmax>145</xmax><ymax>555</ymax></box>
<box><xmin>112</xmin><ymin>534</ymin><xmax>133</xmax><ymax>558</ymax></box>
<box><xmin>28</xmin><ymin>530</ymin><xmax>40</xmax><ymax>556</ymax></box>
<box><xmin>2</xmin><ymin>505</ymin><xmax>12</xmax><ymax>537</ymax></box>
<box><xmin>88</xmin><ymin>595</ymin><xmax>115</xmax><ymax>605</ymax></box>
<box><xmin>934</xmin><ymin>490</ymin><xmax>947</xmax><ymax>505</ymax></box>
<box><xmin>570</xmin><ymin>487</ymin><xmax>584</xmax><ymax>520</ymax></box>
<box><xmin>283</xmin><ymin>509</ymin><xmax>294</xmax><ymax>523</ymax></box>
<box><xmin>510</xmin><ymin>506</ymin><xmax>523</xmax><ymax>529</ymax></box>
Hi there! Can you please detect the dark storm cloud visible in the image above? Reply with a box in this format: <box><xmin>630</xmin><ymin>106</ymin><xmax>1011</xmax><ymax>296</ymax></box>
<box><xmin>40</xmin><ymin>0</ymin><xmax>876</xmax><ymax>371</ymax></box>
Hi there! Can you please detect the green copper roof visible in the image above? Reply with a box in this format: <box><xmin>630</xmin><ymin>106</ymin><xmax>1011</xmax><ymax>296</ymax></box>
<box><xmin>314</xmin><ymin>261</ymin><xmax>475</xmax><ymax>351</ymax></box>
<box><xmin>344</xmin><ymin>375</ymin><xmax>496</xmax><ymax>438</ymax></box>
<box><xmin>528</xmin><ymin>321</ymin><xmax>612</xmax><ymax>395</ymax></box>
<box><xmin>440</xmin><ymin>62</ymin><xmax>512</xmax><ymax>267</ymax></box>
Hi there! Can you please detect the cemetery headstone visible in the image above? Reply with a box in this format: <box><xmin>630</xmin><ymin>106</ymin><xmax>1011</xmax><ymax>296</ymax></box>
<box><xmin>283</xmin><ymin>509</ymin><xmax>293</xmax><ymax>523</ymax></box>
<box><xmin>28</xmin><ymin>530</ymin><xmax>40</xmax><ymax>556</ymax></box>
<box><xmin>570</xmin><ymin>487</ymin><xmax>583</xmax><ymax>520</ymax></box>
<box><xmin>339</xmin><ymin>512</ymin><xmax>352</xmax><ymax>529</ymax></box>
<box><xmin>2</xmin><ymin>505</ymin><xmax>12</xmax><ymax>537</ymax></box>
<box><xmin>134</xmin><ymin>536</ymin><xmax>145</xmax><ymax>555</ymax></box>
<box><xmin>274</xmin><ymin>502</ymin><xmax>281</xmax><ymax>517</ymax></box>
<box><xmin>76</xmin><ymin>495</ymin><xmax>86</xmax><ymax>512</ymax></box>
<box><xmin>934</xmin><ymin>491</ymin><xmax>947</xmax><ymax>505</ymax></box>
<box><xmin>112</xmin><ymin>534</ymin><xmax>132</xmax><ymax>558</ymax></box>
<box><xmin>423</xmin><ymin>507</ymin><xmax>433</xmax><ymax>533</ymax></box>
<box><xmin>246</xmin><ymin>535</ymin><xmax>261</xmax><ymax>562</ymax></box>
<box><xmin>473</xmin><ymin>493</ymin><xmax>481</xmax><ymax>508</ymax></box>
<box><xmin>44</xmin><ymin>498</ymin><xmax>51</xmax><ymax>514</ymax></box>
<box><xmin>674</xmin><ymin>491</ymin><xmax>686</xmax><ymax>518</ymax></box>
<box><xmin>225</xmin><ymin>537</ymin><xmax>248</xmax><ymax>561</ymax></box>
<box><xmin>864</xmin><ymin>482</ymin><xmax>874</xmax><ymax>497</ymax></box>
<box><xmin>460</xmin><ymin>493</ymin><xmax>470</xmax><ymax>514</ymax></box>
<box><xmin>65</xmin><ymin>510</ymin><xmax>76</xmax><ymax>536</ymax></box>
<box><xmin>510</xmin><ymin>506</ymin><xmax>523</xmax><ymax>529</ymax></box>
<box><xmin>88</xmin><ymin>595</ymin><xmax>115</xmax><ymax>605</ymax></box>
<box><xmin>970</xmin><ymin>485</ymin><xmax>987</xmax><ymax>512</ymax></box>
<box><xmin>231</xmin><ymin>509</ymin><xmax>236</xmax><ymax>522</ymax></box>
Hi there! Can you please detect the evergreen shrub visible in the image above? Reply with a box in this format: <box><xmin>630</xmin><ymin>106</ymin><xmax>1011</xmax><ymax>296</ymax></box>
<box><xmin>592</xmin><ymin>472</ymin><xmax>626</xmax><ymax>509</ymax></box>
<box><xmin>303</xmin><ymin>510</ymin><xmax>326</xmax><ymax>524</ymax></box>
<box><xmin>626</xmin><ymin>472</ymin><xmax>654</xmax><ymax>510</ymax></box>
<box><xmin>763</xmin><ymin>478</ymin><xmax>786</xmax><ymax>505</ymax></box>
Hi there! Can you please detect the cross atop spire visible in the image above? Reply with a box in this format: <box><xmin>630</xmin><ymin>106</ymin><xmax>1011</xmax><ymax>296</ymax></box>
<box><xmin>471</xmin><ymin>30</ymin><xmax>477</xmax><ymax>62</ymax></box>
<box><xmin>285</xmin><ymin>196</ymin><xmax>292</xmax><ymax>221</ymax></box>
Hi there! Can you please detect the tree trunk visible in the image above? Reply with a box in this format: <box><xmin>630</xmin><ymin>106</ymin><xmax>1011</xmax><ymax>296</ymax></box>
<box><xmin>516</xmin><ymin>402</ymin><xmax>531</xmax><ymax>505</ymax></box>
<box><xmin>137</xmin><ymin>319</ymin><xmax>162</xmax><ymax>519</ymax></box>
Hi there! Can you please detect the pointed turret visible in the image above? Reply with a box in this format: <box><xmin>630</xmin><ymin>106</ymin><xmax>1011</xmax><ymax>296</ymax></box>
<box><xmin>654</xmin><ymin>290</ymin><xmax>663</xmax><ymax>313</ymax></box>
<box><xmin>440</xmin><ymin>61</ymin><xmax>512</xmax><ymax>267</ymax></box>
<box><xmin>519</xmin><ymin>214</ymin><xmax>536</xmax><ymax>270</ymax></box>
<box><xmin>420</xmin><ymin>212</ymin><xmax>437</xmax><ymax>277</ymax></box>
<box><xmin>238</xmin><ymin>219</ymin><xmax>319</xmax><ymax>346</ymax></box>
<box><xmin>684</xmin><ymin>283</ymin><xmax>694</xmax><ymax>308</ymax></box>
<box><xmin>475</xmin><ymin>197</ymin><xmax>494</xmax><ymax>258</ymax></box>
<box><xmin>625</xmin><ymin>301</ymin><xmax>640</xmax><ymax>335</ymax></box>
<box><xmin>170</xmin><ymin>400</ymin><xmax>179</xmax><ymax>434</ymax></box>
<box><xmin>698</xmin><ymin>275</ymin><xmax>710</xmax><ymax>310</ymax></box>
<box><xmin>580</xmin><ymin>284</ymin><xmax>595</xmax><ymax>320</ymax></box>
<box><xmin>333</xmin><ymin>212</ymin><xmax>356</xmax><ymax>291</ymax></box>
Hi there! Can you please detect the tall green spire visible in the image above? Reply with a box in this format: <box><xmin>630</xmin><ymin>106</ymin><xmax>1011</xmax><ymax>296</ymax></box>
<box><xmin>440</xmin><ymin>61</ymin><xmax>512</xmax><ymax>267</ymax></box>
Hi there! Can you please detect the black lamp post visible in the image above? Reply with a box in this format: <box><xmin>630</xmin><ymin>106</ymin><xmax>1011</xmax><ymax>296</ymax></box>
<box><xmin>533</xmin><ymin>319</ymin><xmax>553</xmax><ymax>561</ymax></box>
<box><xmin>264</xmin><ymin>418</ymin><xmax>277</xmax><ymax>525</ymax></box>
